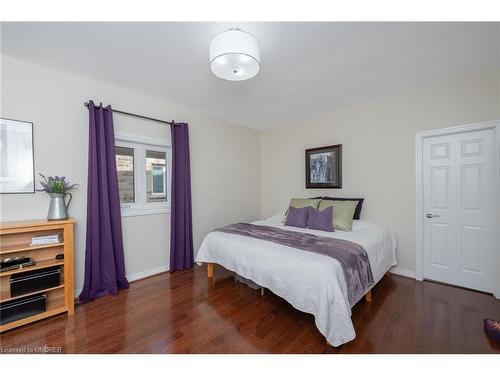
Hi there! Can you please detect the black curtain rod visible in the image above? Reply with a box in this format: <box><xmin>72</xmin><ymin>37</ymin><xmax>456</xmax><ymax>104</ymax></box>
<box><xmin>84</xmin><ymin>102</ymin><xmax>178</xmax><ymax>126</ymax></box>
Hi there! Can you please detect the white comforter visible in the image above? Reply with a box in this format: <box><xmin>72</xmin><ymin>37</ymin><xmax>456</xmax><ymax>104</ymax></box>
<box><xmin>195</xmin><ymin>213</ymin><xmax>397</xmax><ymax>346</ymax></box>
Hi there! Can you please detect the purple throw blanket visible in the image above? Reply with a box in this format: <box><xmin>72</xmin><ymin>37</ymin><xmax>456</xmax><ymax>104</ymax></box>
<box><xmin>214</xmin><ymin>223</ymin><xmax>374</xmax><ymax>305</ymax></box>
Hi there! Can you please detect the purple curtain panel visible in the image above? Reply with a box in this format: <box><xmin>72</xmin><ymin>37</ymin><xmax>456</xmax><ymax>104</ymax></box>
<box><xmin>170</xmin><ymin>122</ymin><xmax>194</xmax><ymax>271</ymax></box>
<box><xmin>79</xmin><ymin>101</ymin><xmax>129</xmax><ymax>301</ymax></box>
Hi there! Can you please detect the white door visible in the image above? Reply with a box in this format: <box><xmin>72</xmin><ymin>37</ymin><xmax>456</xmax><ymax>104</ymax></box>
<box><xmin>423</xmin><ymin>128</ymin><xmax>495</xmax><ymax>292</ymax></box>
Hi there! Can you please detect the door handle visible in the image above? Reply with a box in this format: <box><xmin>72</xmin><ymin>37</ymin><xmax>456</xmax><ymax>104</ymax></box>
<box><xmin>426</xmin><ymin>213</ymin><xmax>440</xmax><ymax>218</ymax></box>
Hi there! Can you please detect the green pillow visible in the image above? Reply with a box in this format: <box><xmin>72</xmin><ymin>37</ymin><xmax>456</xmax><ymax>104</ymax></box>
<box><xmin>318</xmin><ymin>200</ymin><xmax>358</xmax><ymax>231</ymax></box>
<box><xmin>289</xmin><ymin>198</ymin><xmax>321</xmax><ymax>209</ymax></box>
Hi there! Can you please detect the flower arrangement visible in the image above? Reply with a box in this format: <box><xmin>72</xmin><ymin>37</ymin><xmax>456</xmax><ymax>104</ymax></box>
<box><xmin>37</xmin><ymin>174</ymin><xmax>78</xmax><ymax>194</ymax></box>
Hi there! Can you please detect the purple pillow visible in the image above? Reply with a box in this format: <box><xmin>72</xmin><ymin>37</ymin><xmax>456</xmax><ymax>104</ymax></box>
<box><xmin>285</xmin><ymin>206</ymin><xmax>309</xmax><ymax>228</ymax></box>
<box><xmin>308</xmin><ymin>206</ymin><xmax>334</xmax><ymax>232</ymax></box>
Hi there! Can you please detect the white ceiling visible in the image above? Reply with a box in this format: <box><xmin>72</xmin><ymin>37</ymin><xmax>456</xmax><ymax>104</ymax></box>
<box><xmin>1</xmin><ymin>22</ymin><xmax>499</xmax><ymax>130</ymax></box>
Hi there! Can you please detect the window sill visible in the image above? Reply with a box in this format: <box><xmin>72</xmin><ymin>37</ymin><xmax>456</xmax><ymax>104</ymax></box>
<box><xmin>120</xmin><ymin>206</ymin><xmax>171</xmax><ymax>217</ymax></box>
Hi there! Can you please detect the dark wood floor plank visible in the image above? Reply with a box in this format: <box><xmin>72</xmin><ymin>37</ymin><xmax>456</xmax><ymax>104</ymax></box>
<box><xmin>1</xmin><ymin>264</ymin><xmax>499</xmax><ymax>353</ymax></box>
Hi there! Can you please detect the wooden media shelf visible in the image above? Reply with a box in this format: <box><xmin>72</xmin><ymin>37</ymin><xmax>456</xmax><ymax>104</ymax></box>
<box><xmin>0</xmin><ymin>218</ymin><xmax>75</xmax><ymax>333</ymax></box>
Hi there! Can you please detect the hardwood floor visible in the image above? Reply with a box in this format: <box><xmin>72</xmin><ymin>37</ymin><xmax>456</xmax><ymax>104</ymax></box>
<box><xmin>1</xmin><ymin>264</ymin><xmax>499</xmax><ymax>354</ymax></box>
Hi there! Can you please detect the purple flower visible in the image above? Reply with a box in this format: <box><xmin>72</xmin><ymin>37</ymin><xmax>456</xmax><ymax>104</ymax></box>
<box><xmin>36</xmin><ymin>173</ymin><xmax>78</xmax><ymax>194</ymax></box>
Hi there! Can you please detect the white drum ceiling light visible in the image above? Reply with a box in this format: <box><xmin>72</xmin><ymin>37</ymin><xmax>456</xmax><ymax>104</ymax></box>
<box><xmin>210</xmin><ymin>28</ymin><xmax>260</xmax><ymax>81</ymax></box>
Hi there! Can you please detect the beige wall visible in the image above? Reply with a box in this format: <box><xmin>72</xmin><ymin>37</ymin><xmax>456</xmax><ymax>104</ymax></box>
<box><xmin>260</xmin><ymin>69</ymin><xmax>500</xmax><ymax>274</ymax></box>
<box><xmin>0</xmin><ymin>55</ymin><xmax>261</xmax><ymax>292</ymax></box>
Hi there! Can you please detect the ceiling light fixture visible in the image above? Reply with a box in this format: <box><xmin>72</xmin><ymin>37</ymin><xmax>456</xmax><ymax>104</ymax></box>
<box><xmin>210</xmin><ymin>28</ymin><xmax>260</xmax><ymax>81</ymax></box>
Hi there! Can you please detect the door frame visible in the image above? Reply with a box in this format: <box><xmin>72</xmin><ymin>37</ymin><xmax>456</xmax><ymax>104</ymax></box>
<box><xmin>415</xmin><ymin>120</ymin><xmax>500</xmax><ymax>298</ymax></box>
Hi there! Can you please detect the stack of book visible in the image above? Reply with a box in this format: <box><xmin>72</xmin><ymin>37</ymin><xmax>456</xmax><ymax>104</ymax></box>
<box><xmin>31</xmin><ymin>234</ymin><xmax>61</xmax><ymax>245</ymax></box>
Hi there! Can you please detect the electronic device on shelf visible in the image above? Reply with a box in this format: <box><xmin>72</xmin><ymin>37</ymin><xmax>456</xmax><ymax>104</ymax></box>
<box><xmin>10</xmin><ymin>266</ymin><xmax>61</xmax><ymax>297</ymax></box>
<box><xmin>0</xmin><ymin>293</ymin><xmax>47</xmax><ymax>325</ymax></box>
<box><xmin>0</xmin><ymin>256</ymin><xmax>36</xmax><ymax>272</ymax></box>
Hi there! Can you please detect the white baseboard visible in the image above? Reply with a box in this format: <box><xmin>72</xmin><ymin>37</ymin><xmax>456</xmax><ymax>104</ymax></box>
<box><xmin>127</xmin><ymin>264</ymin><xmax>169</xmax><ymax>282</ymax></box>
<box><xmin>389</xmin><ymin>267</ymin><xmax>416</xmax><ymax>279</ymax></box>
<box><xmin>74</xmin><ymin>264</ymin><xmax>169</xmax><ymax>296</ymax></box>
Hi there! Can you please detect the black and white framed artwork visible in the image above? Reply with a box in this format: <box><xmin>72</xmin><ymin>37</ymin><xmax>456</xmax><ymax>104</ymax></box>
<box><xmin>0</xmin><ymin>118</ymin><xmax>35</xmax><ymax>193</ymax></box>
<box><xmin>305</xmin><ymin>144</ymin><xmax>342</xmax><ymax>189</ymax></box>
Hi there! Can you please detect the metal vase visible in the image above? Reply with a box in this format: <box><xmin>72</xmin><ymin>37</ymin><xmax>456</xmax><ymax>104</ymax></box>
<box><xmin>47</xmin><ymin>193</ymin><xmax>72</xmax><ymax>221</ymax></box>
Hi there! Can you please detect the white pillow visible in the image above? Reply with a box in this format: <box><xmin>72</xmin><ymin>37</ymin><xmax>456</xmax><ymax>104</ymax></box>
<box><xmin>351</xmin><ymin>220</ymin><xmax>369</xmax><ymax>231</ymax></box>
<box><xmin>265</xmin><ymin>211</ymin><xmax>286</xmax><ymax>224</ymax></box>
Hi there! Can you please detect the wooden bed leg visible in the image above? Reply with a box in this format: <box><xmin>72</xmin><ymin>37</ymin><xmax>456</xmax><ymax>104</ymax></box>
<box><xmin>260</xmin><ymin>287</ymin><xmax>265</xmax><ymax>296</ymax></box>
<box><xmin>207</xmin><ymin>263</ymin><xmax>214</xmax><ymax>278</ymax></box>
<box><xmin>365</xmin><ymin>290</ymin><xmax>372</xmax><ymax>303</ymax></box>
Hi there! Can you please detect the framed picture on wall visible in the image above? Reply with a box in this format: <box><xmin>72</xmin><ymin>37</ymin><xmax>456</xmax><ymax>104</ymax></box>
<box><xmin>0</xmin><ymin>118</ymin><xmax>35</xmax><ymax>193</ymax></box>
<box><xmin>305</xmin><ymin>144</ymin><xmax>342</xmax><ymax>188</ymax></box>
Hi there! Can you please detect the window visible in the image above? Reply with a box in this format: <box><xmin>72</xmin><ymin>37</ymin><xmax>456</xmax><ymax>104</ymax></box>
<box><xmin>151</xmin><ymin>164</ymin><xmax>166</xmax><ymax>196</ymax></box>
<box><xmin>115</xmin><ymin>134</ymin><xmax>171</xmax><ymax>216</ymax></box>
<box><xmin>116</xmin><ymin>146</ymin><xmax>135</xmax><ymax>204</ymax></box>
<box><xmin>146</xmin><ymin>150</ymin><xmax>167</xmax><ymax>202</ymax></box>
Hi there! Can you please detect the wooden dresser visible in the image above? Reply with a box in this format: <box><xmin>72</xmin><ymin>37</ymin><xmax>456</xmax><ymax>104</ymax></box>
<box><xmin>0</xmin><ymin>219</ymin><xmax>75</xmax><ymax>332</ymax></box>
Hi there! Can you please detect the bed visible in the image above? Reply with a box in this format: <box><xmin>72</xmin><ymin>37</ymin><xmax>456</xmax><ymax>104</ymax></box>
<box><xmin>195</xmin><ymin>211</ymin><xmax>397</xmax><ymax>347</ymax></box>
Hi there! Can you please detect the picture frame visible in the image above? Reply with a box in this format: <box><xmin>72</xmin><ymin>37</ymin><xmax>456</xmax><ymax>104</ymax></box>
<box><xmin>305</xmin><ymin>144</ymin><xmax>342</xmax><ymax>189</ymax></box>
<box><xmin>0</xmin><ymin>117</ymin><xmax>35</xmax><ymax>194</ymax></box>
